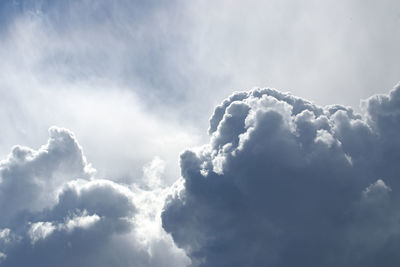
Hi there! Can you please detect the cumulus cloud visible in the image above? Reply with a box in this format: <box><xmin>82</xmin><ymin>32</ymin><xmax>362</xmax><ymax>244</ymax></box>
<box><xmin>0</xmin><ymin>127</ymin><xmax>93</xmax><ymax>225</ymax></box>
<box><xmin>0</xmin><ymin>127</ymin><xmax>189</xmax><ymax>267</ymax></box>
<box><xmin>162</xmin><ymin>84</ymin><xmax>400</xmax><ymax>267</ymax></box>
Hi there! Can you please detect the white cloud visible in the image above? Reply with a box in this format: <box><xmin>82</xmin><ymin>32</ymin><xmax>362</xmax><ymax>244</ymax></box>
<box><xmin>0</xmin><ymin>127</ymin><xmax>93</xmax><ymax>225</ymax></box>
<box><xmin>143</xmin><ymin>157</ymin><xmax>166</xmax><ymax>189</ymax></box>
<box><xmin>0</xmin><ymin>229</ymin><xmax>11</xmax><ymax>244</ymax></box>
<box><xmin>314</xmin><ymin>129</ymin><xmax>337</xmax><ymax>148</ymax></box>
<box><xmin>0</xmin><ymin>252</ymin><xmax>6</xmax><ymax>264</ymax></box>
<box><xmin>28</xmin><ymin>222</ymin><xmax>56</xmax><ymax>244</ymax></box>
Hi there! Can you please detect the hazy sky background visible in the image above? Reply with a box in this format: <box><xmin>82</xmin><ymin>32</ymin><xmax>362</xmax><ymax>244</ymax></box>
<box><xmin>1</xmin><ymin>0</ymin><xmax>399</xmax><ymax>184</ymax></box>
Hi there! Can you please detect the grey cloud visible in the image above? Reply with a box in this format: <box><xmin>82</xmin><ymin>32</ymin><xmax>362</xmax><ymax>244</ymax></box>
<box><xmin>163</xmin><ymin>84</ymin><xmax>400</xmax><ymax>267</ymax></box>
<box><xmin>2</xmin><ymin>179</ymin><xmax>136</xmax><ymax>267</ymax></box>
<box><xmin>0</xmin><ymin>127</ymin><xmax>189</xmax><ymax>267</ymax></box>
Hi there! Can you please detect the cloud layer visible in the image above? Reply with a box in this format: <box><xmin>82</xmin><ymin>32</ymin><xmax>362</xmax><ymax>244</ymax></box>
<box><xmin>163</xmin><ymin>84</ymin><xmax>400</xmax><ymax>267</ymax></box>
<box><xmin>0</xmin><ymin>127</ymin><xmax>189</xmax><ymax>267</ymax></box>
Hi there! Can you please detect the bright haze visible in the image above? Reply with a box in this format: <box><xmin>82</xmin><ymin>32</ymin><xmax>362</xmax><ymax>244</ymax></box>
<box><xmin>0</xmin><ymin>0</ymin><xmax>399</xmax><ymax>266</ymax></box>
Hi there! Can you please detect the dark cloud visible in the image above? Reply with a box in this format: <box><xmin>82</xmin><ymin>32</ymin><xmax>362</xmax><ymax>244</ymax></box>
<box><xmin>2</xmin><ymin>179</ymin><xmax>135</xmax><ymax>267</ymax></box>
<box><xmin>162</xmin><ymin>84</ymin><xmax>400</xmax><ymax>267</ymax></box>
<box><xmin>0</xmin><ymin>127</ymin><xmax>189</xmax><ymax>267</ymax></box>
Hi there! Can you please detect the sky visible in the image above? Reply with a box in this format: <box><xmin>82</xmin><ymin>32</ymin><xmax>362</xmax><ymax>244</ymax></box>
<box><xmin>0</xmin><ymin>0</ymin><xmax>400</xmax><ymax>266</ymax></box>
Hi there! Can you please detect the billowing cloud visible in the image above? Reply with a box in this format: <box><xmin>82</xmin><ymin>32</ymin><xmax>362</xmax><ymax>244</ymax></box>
<box><xmin>0</xmin><ymin>127</ymin><xmax>94</xmax><ymax>225</ymax></box>
<box><xmin>0</xmin><ymin>127</ymin><xmax>190</xmax><ymax>267</ymax></box>
<box><xmin>162</xmin><ymin>84</ymin><xmax>400</xmax><ymax>267</ymax></box>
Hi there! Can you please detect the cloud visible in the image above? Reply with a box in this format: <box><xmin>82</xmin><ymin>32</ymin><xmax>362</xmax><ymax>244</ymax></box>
<box><xmin>0</xmin><ymin>127</ymin><xmax>190</xmax><ymax>267</ymax></box>
<box><xmin>162</xmin><ymin>84</ymin><xmax>400</xmax><ymax>266</ymax></box>
<box><xmin>0</xmin><ymin>1</ymin><xmax>399</xmax><ymax>266</ymax></box>
<box><xmin>0</xmin><ymin>127</ymin><xmax>93</xmax><ymax>225</ymax></box>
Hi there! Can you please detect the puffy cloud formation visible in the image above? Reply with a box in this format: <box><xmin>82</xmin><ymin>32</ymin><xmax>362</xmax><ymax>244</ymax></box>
<box><xmin>0</xmin><ymin>127</ymin><xmax>94</xmax><ymax>225</ymax></box>
<box><xmin>0</xmin><ymin>127</ymin><xmax>189</xmax><ymax>267</ymax></box>
<box><xmin>162</xmin><ymin>84</ymin><xmax>400</xmax><ymax>267</ymax></box>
